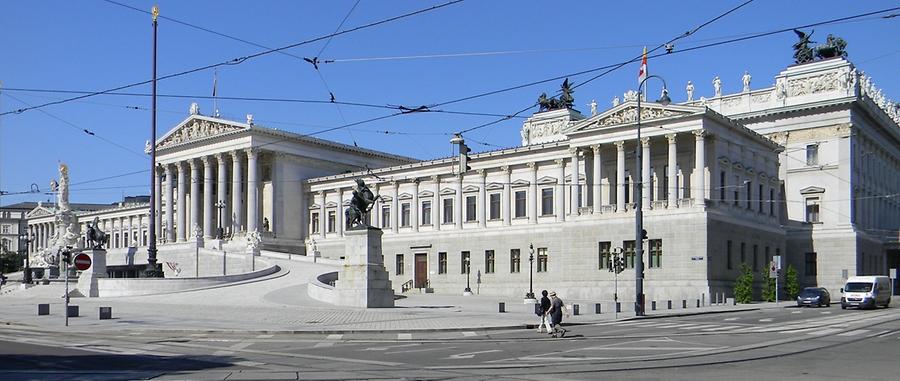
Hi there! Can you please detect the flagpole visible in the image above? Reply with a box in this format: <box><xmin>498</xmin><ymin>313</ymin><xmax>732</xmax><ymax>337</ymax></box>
<box><xmin>213</xmin><ymin>69</ymin><xmax>218</xmax><ymax>117</ymax></box>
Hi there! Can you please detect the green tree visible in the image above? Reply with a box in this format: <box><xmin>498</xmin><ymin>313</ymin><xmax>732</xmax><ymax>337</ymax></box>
<box><xmin>784</xmin><ymin>264</ymin><xmax>800</xmax><ymax>300</ymax></box>
<box><xmin>734</xmin><ymin>263</ymin><xmax>754</xmax><ymax>303</ymax></box>
<box><xmin>762</xmin><ymin>276</ymin><xmax>776</xmax><ymax>302</ymax></box>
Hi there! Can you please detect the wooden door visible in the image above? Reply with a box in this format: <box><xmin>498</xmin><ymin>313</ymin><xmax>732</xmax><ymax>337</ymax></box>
<box><xmin>415</xmin><ymin>254</ymin><xmax>428</xmax><ymax>288</ymax></box>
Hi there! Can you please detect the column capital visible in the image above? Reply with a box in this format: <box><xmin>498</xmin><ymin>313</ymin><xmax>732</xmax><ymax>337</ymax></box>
<box><xmin>391</xmin><ymin>180</ymin><xmax>400</xmax><ymax>188</ymax></box>
<box><xmin>499</xmin><ymin>165</ymin><xmax>510</xmax><ymax>173</ymax></box>
<box><xmin>244</xmin><ymin>147</ymin><xmax>258</xmax><ymax>157</ymax></box>
<box><xmin>230</xmin><ymin>150</ymin><xmax>243</xmax><ymax>160</ymax></box>
<box><xmin>214</xmin><ymin>152</ymin><xmax>226</xmax><ymax>161</ymax></box>
<box><xmin>430</xmin><ymin>175</ymin><xmax>441</xmax><ymax>183</ymax></box>
<box><xmin>189</xmin><ymin>158</ymin><xmax>201</xmax><ymax>168</ymax></box>
<box><xmin>591</xmin><ymin>144</ymin><xmax>602</xmax><ymax>153</ymax></box>
<box><xmin>554</xmin><ymin>158</ymin><xmax>565</xmax><ymax>166</ymax></box>
<box><xmin>527</xmin><ymin>162</ymin><xmax>538</xmax><ymax>171</ymax></box>
<box><xmin>614</xmin><ymin>141</ymin><xmax>625</xmax><ymax>150</ymax></box>
<box><xmin>175</xmin><ymin>161</ymin><xmax>185</xmax><ymax>170</ymax></box>
<box><xmin>411</xmin><ymin>177</ymin><xmax>420</xmax><ymax>185</ymax></box>
<box><xmin>568</xmin><ymin>147</ymin><xmax>579</xmax><ymax>155</ymax></box>
<box><xmin>640</xmin><ymin>137</ymin><xmax>651</xmax><ymax>147</ymax></box>
<box><xmin>476</xmin><ymin>168</ymin><xmax>487</xmax><ymax>178</ymax></box>
<box><xmin>455</xmin><ymin>174</ymin><xmax>463</xmax><ymax>182</ymax></box>
<box><xmin>201</xmin><ymin>156</ymin><xmax>212</xmax><ymax>166</ymax></box>
<box><xmin>318</xmin><ymin>190</ymin><xmax>326</xmax><ymax>197</ymax></box>
<box><xmin>666</xmin><ymin>133</ymin><xmax>677</xmax><ymax>144</ymax></box>
<box><xmin>693</xmin><ymin>129</ymin><xmax>707</xmax><ymax>139</ymax></box>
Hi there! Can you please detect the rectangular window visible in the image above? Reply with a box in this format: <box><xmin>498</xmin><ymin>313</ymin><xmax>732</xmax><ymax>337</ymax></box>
<box><xmin>806</xmin><ymin>144</ymin><xmax>819</xmax><ymax>166</ymax></box>
<box><xmin>465</xmin><ymin>195</ymin><xmax>477</xmax><ymax>222</ymax></box>
<box><xmin>395</xmin><ymin>254</ymin><xmax>404</xmax><ymax>276</ymax></box>
<box><xmin>805</xmin><ymin>197</ymin><xmax>820</xmax><ymax>223</ymax></box>
<box><xmin>421</xmin><ymin>200</ymin><xmax>431</xmax><ymax>226</ymax></box>
<box><xmin>733</xmin><ymin>176</ymin><xmax>740</xmax><ymax>206</ymax></box>
<box><xmin>769</xmin><ymin>188</ymin><xmax>775</xmax><ymax>216</ymax></box>
<box><xmin>727</xmin><ymin>240</ymin><xmax>733</xmax><ymax>270</ymax></box>
<box><xmin>753</xmin><ymin>244</ymin><xmax>759</xmax><ymax>272</ymax></box>
<box><xmin>438</xmin><ymin>252</ymin><xmax>447</xmax><ymax>274</ymax></box>
<box><xmin>489</xmin><ymin>193</ymin><xmax>501</xmax><ymax>220</ymax></box>
<box><xmin>510</xmin><ymin>249</ymin><xmax>521</xmax><ymax>273</ymax></box>
<box><xmin>327</xmin><ymin>211</ymin><xmax>336</xmax><ymax>233</ymax></box>
<box><xmin>514</xmin><ymin>191</ymin><xmax>527</xmax><ymax>218</ymax></box>
<box><xmin>746</xmin><ymin>181</ymin><xmax>752</xmax><ymax>209</ymax></box>
<box><xmin>598</xmin><ymin>241</ymin><xmax>612</xmax><ymax>270</ymax></box>
<box><xmin>740</xmin><ymin>242</ymin><xmax>746</xmax><ymax>264</ymax></box>
<box><xmin>537</xmin><ymin>247</ymin><xmax>549</xmax><ymax>272</ymax></box>
<box><xmin>623</xmin><ymin>240</ymin><xmax>636</xmax><ymax>269</ymax></box>
<box><xmin>541</xmin><ymin>188</ymin><xmax>553</xmax><ymax>216</ymax></box>
<box><xmin>401</xmin><ymin>203</ymin><xmax>410</xmax><ymax>227</ymax></box>
<box><xmin>649</xmin><ymin>239</ymin><xmax>663</xmax><ymax>268</ymax></box>
<box><xmin>311</xmin><ymin>212</ymin><xmax>320</xmax><ymax>234</ymax></box>
<box><xmin>461</xmin><ymin>251</ymin><xmax>470</xmax><ymax>274</ymax></box>
<box><xmin>1</xmin><ymin>225</ymin><xmax>9</xmax><ymax>234</ymax></box>
<box><xmin>719</xmin><ymin>171</ymin><xmax>726</xmax><ymax>202</ymax></box>
<box><xmin>485</xmin><ymin>250</ymin><xmax>495</xmax><ymax>274</ymax></box>
<box><xmin>442</xmin><ymin>198</ymin><xmax>453</xmax><ymax>224</ymax></box>
<box><xmin>758</xmin><ymin>184</ymin><xmax>764</xmax><ymax>213</ymax></box>
<box><xmin>805</xmin><ymin>252</ymin><xmax>817</xmax><ymax>276</ymax></box>
<box><xmin>381</xmin><ymin>206</ymin><xmax>391</xmax><ymax>229</ymax></box>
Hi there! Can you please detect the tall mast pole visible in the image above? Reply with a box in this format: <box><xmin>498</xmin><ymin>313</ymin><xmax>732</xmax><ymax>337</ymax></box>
<box><xmin>147</xmin><ymin>5</ymin><xmax>160</xmax><ymax>277</ymax></box>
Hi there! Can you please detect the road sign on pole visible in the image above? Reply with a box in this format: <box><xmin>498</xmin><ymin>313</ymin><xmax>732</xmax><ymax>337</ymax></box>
<box><xmin>73</xmin><ymin>253</ymin><xmax>92</xmax><ymax>271</ymax></box>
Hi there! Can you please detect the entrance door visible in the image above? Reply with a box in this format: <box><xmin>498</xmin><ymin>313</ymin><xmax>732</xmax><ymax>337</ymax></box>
<box><xmin>415</xmin><ymin>254</ymin><xmax>428</xmax><ymax>288</ymax></box>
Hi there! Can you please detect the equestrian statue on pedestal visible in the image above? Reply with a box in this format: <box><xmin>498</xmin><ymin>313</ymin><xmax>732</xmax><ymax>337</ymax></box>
<box><xmin>345</xmin><ymin>178</ymin><xmax>380</xmax><ymax>229</ymax></box>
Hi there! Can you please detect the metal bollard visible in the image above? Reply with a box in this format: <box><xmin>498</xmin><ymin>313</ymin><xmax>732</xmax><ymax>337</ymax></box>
<box><xmin>572</xmin><ymin>304</ymin><xmax>580</xmax><ymax>315</ymax></box>
<box><xmin>667</xmin><ymin>300</ymin><xmax>672</xmax><ymax>310</ymax></box>
<box><xmin>651</xmin><ymin>301</ymin><xmax>657</xmax><ymax>311</ymax></box>
<box><xmin>498</xmin><ymin>302</ymin><xmax>506</xmax><ymax>313</ymax></box>
<box><xmin>696</xmin><ymin>299</ymin><xmax>700</xmax><ymax>308</ymax></box>
<box><xmin>38</xmin><ymin>304</ymin><xmax>50</xmax><ymax>316</ymax></box>
<box><xmin>99</xmin><ymin>307</ymin><xmax>112</xmax><ymax>320</ymax></box>
<box><xmin>595</xmin><ymin>303</ymin><xmax>602</xmax><ymax>314</ymax></box>
<box><xmin>615</xmin><ymin>302</ymin><xmax>621</xmax><ymax>313</ymax></box>
<box><xmin>682</xmin><ymin>300</ymin><xmax>687</xmax><ymax>309</ymax></box>
<box><xmin>66</xmin><ymin>305</ymin><xmax>79</xmax><ymax>318</ymax></box>
<box><xmin>733</xmin><ymin>297</ymin><xmax>737</xmax><ymax>306</ymax></box>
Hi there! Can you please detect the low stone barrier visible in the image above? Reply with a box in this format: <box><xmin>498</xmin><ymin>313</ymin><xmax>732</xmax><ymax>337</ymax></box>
<box><xmin>307</xmin><ymin>271</ymin><xmax>339</xmax><ymax>304</ymax></box>
<box><xmin>96</xmin><ymin>262</ymin><xmax>279</xmax><ymax>297</ymax></box>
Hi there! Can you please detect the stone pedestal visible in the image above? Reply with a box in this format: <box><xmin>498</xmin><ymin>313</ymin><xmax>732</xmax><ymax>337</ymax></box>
<box><xmin>334</xmin><ymin>227</ymin><xmax>394</xmax><ymax>308</ymax></box>
<box><xmin>76</xmin><ymin>249</ymin><xmax>107</xmax><ymax>297</ymax></box>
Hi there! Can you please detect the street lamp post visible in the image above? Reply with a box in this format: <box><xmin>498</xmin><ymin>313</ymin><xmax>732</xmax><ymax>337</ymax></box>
<box><xmin>19</xmin><ymin>228</ymin><xmax>35</xmax><ymax>284</ymax></box>
<box><xmin>215</xmin><ymin>200</ymin><xmax>226</xmax><ymax>239</ymax></box>
<box><xmin>526</xmin><ymin>243</ymin><xmax>535</xmax><ymax>299</ymax></box>
<box><xmin>146</xmin><ymin>4</ymin><xmax>162</xmax><ymax>277</ymax></box>
<box><xmin>635</xmin><ymin>75</ymin><xmax>671</xmax><ymax>316</ymax></box>
<box><xmin>463</xmin><ymin>256</ymin><xmax>472</xmax><ymax>295</ymax></box>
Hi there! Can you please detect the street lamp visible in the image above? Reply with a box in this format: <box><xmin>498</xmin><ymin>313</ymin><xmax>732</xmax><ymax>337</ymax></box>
<box><xmin>635</xmin><ymin>74</ymin><xmax>670</xmax><ymax>316</ymax></box>
<box><xmin>215</xmin><ymin>200</ymin><xmax>226</xmax><ymax>239</ymax></box>
<box><xmin>526</xmin><ymin>243</ymin><xmax>535</xmax><ymax>300</ymax></box>
<box><xmin>18</xmin><ymin>228</ymin><xmax>35</xmax><ymax>284</ymax></box>
<box><xmin>145</xmin><ymin>5</ymin><xmax>162</xmax><ymax>278</ymax></box>
<box><xmin>463</xmin><ymin>256</ymin><xmax>472</xmax><ymax>295</ymax></box>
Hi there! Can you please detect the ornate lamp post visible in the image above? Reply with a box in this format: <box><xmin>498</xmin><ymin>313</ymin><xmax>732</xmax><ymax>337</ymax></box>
<box><xmin>634</xmin><ymin>75</ymin><xmax>670</xmax><ymax>316</ymax></box>
<box><xmin>526</xmin><ymin>243</ymin><xmax>535</xmax><ymax>299</ymax></box>
<box><xmin>215</xmin><ymin>200</ymin><xmax>226</xmax><ymax>239</ymax></box>
<box><xmin>145</xmin><ymin>4</ymin><xmax>162</xmax><ymax>277</ymax></box>
<box><xmin>18</xmin><ymin>228</ymin><xmax>35</xmax><ymax>284</ymax></box>
<box><xmin>463</xmin><ymin>256</ymin><xmax>472</xmax><ymax>295</ymax></box>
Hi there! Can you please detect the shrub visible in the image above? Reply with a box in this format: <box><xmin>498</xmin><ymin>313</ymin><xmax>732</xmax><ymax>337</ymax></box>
<box><xmin>734</xmin><ymin>263</ymin><xmax>754</xmax><ymax>303</ymax></box>
<box><xmin>785</xmin><ymin>264</ymin><xmax>800</xmax><ymax>300</ymax></box>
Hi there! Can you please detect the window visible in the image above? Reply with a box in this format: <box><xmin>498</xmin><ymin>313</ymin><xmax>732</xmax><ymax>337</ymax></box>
<box><xmin>401</xmin><ymin>203</ymin><xmax>410</xmax><ymax>227</ymax></box>
<box><xmin>769</xmin><ymin>189</ymin><xmax>775</xmax><ymax>216</ymax></box>
<box><xmin>395</xmin><ymin>254</ymin><xmax>404</xmax><ymax>275</ymax></box>
<box><xmin>805</xmin><ymin>252</ymin><xmax>817</xmax><ymax>276</ymax></box>
<box><xmin>765</xmin><ymin>246</ymin><xmax>771</xmax><ymax>269</ymax></box>
<box><xmin>598</xmin><ymin>241</ymin><xmax>612</xmax><ymax>270</ymax></box>
<box><xmin>461</xmin><ymin>251</ymin><xmax>470</xmax><ymax>274</ymax></box>
<box><xmin>727</xmin><ymin>240</ymin><xmax>733</xmax><ymax>270</ymax></box>
<box><xmin>746</xmin><ymin>181</ymin><xmax>752</xmax><ymax>209</ymax></box>
<box><xmin>327</xmin><ymin>211</ymin><xmax>336</xmax><ymax>233</ymax></box>
<box><xmin>536</xmin><ymin>247</ymin><xmax>548</xmax><ymax>272</ymax></box>
<box><xmin>805</xmin><ymin>197</ymin><xmax>820</xmax><ymax>223</ymax></box>
<box><xmin>465</xmin><ymin>196</ymin><xmax>477</xmax><ymax>222</ymax></box>
<box><xmin>311</xmin><ymin>212</ymin><xmax>319</xmax><ymax>234</ymax></box>
<box><xmin>740</xmin><ymin>242</ymin><xmax>746</xmax><ymax>264</ymax></box>
<box><xmin>485</xmin><ymin>250</ymin><xmax>495</xmax><ymax>274</ymax></box>
<box><xmin>623</xmin><ymin>241</ymin><xmax>636</xmax><ymax>269</ymax></box>
<box><xmin>421</xmin><ymin>200</ymin><xmax>431</xmax><ymax>226</ymax></box>
<box><xmin>758</xmin><ymin>184</ymin><xmax>764</xmax><ymax>213</ymax></box>
<box><xmin>0</xmin><ymin>238</ymin><xmax>9</xmax><ymax>251</ymax></box>
<box><xmin>381</xmin><ymin>206</ymin><xmax>391</xmax><ymax>228</ymax></box>
<box><xmin>541</xmin><ymin>188</ymin><xmax>554</xmax><ymax>216</ymax></box>
<box><xmin>753</xmin><ymin>244</ymin><xmax>759</xmax><ymax>272</ymax></box>
<box><xmin>733</xmin><ymin>176</ymin><xmax>740</xmax><ymax>206</ymax></box>
<box><xmin>719</xmin><ymin>171</ymin><xmax>726</xmax><ymax>202</ymax></box>
<box><xmin>806</xmin><ymin>144</ymin><xmax>819</xmax><ymax>166</ymax></box>
<box><xmin>489</xmin><ymin>193</ymin><xmax>501</xmax><ymax>220</ymax></box>
<box><xmin>442</xmin><ymin>198</ymin><xmax>453</xmax><ymax>224</ymax></box>
<box><xmin>510</xmin><ymin>249</ymin><xmax>521</xmax><ymax>273</ymax></box>
<box><xmin>514</xmin><ymin>191</ymin><xmax>527</xmax><ymax>218</ymax></box>
<box><xmin>438</xmin><ymin>252</ymin><xmax>447</xmax><ymax>274</ymax></box>
<box><xmin>649</xmin><ymin>239</ymin><xmax>663</xmax><ymax>268</ymax></box>
<box><xmin>1</xmin><ymin>225</ymin><xmax>9</xmax><ymax>234</ymax></box>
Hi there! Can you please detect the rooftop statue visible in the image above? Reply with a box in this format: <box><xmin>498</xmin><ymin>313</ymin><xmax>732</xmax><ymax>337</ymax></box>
<box><xmin>792</xmin><ymin>29</ymin><xmax>816</xmax><ymax>64</ymax></box>
<box><xmin>815</xmin><ymin>34</ymin><xmax>848</xmax><ymax>60</ymax></box>
<box><xmin>345</xmin><ymin>178</ymin><xmax>381</xmax><ymax>229</ymax></box>
<box><xmin>537</xmin><ymin>79</ymin><xmax>575</xmax><ymax>112</ymax></box>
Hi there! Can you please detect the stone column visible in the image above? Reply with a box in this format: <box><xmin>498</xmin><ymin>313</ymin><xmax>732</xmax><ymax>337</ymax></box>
<box><xmin>337</xmin><ymin>188</ymin><xmax>345</xmax><ymax>237</ymax></box>
<box><xmin>615</xmin><ymin>141</ymin><xmax>626</xmax><ymax>212</ymax></box>
<box><xmin>127</xmin><ymin>216</ymin><xmax>133</xmax><ymax>247</ymax></box>
<box><xmin>555</xmin><ymin>158</ymin><xmax>565</xmax><ymax>222</ymax></box>
<box><xmin>137</xmin><ymin>214</ymin><xmax>143</xmax><ymax>246</ymax></box>
<box><xmin>412</xmin><ymin>179</ymin><xmax>419</xmax><ymax>232</ymax></box>
<box><xmin>667</xmin><ymin>134</ymin><xmax>677</xmax><ymax>208</ymax></box>
<box><xmin>455</xmin><ymin>175</ymin><xmax>463</xmax><ymax>229</ymax></box>
<box><xmin>165</xmin><ymin>164</ymin><xmax>175</xmax><ymax>243</ymax></box>
<box><xmin>246</xmin><ymin>148</ymin><xmax>259</xmax><ymax>232</ymax></box>
<box><xmin>154</xmin><ymin>166</ymin><xmax>162</xmax><ymax>241</ymax></box>
<box><xmin>478</xmin><ymin>170</ymin><xmax>487</xmax><ymax>228</ymax></box>
<box><xmin>502</xmin><ymin>166</ymin><xmax>511</xmax><ymax>226</ymax></box>
<box><xmin>231</xmin><ymin>150</ymin><xmax>244</xmax><ymax>233</ymax></box>
<box><xmin>216</xmin><ymin>153</ymin><xmax>228</xmax><ymax>235</ymax></box>
<box><xmin>176</xmin><ymin>161</ymin><xmax>187</xmax><ymax>242</ymax></box>
<box><xmin>592</xmin><ymin>144</ymin><xmax>602</xmax><ymax>210</ymax></box>
<box><xmin>317</xmin><ymin>191</ymin><xmax>326</xmax><ymax>236</ymax></box>
<box><xmin>570</xmin><ymin>148</ymin><xmax>580</xmax><ymax>214</ymax></box>
<box><xmin>694</xmin><ymin>130</ymin><xmax>706</xmax><ymax>205</ymax></box>
<box><xmin>391</xmin><ymin>181</ymin><xmax>400</xmax><ymax>233</ymax></box>
<box><xmin>432</xmin><ymin>176</ymin><xmax>441</xmax><ymax>230</ymax></box>
<box><xmin>202</xmin><ymin>156</ymin><xmax>214</xmax><ymax>238</ymax></box>
<box><xmin>528</xmin><ymin>162</ymin><xmax>538</xmax><ymax>223</ymax></box>
<box><xmin>641</xmin><ymin>137</ymin><xmax>651</xmax><ymax>208</ymax></box>
<box><xmin>190</xmin><ymin>159</ymin><xmax>201</xmax><ymax>238</ymax></box>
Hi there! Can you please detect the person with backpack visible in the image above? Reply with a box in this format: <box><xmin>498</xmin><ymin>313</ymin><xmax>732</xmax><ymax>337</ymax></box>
<box><xmin>546</xmin><ymin>291</ymin><xmax>569</xmax><ymax>338</ymax></box>
<box><xmin>536</xmin><ymin>290</ymin><xmax>552</xmax><ymax>333</ymax></box>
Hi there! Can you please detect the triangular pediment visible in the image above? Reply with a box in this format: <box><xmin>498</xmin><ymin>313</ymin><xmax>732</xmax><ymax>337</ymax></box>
<box><xmin>572</xmin><ymin>102</ymin><xmax>704</xmax><ymax>132</ymax></box>
<box><xmin>419</xmin><ymin>190</ymin><xmax>434</xmax><ymax>198</ymax></box>
<box><xmin>156</xmin><ymin>115</ymin><xmax>249</xmax><ymax>150</ymax></box>
<box><xmin>439</xmin><ymin>187</ymin><xmax>456</xmax><ymax>196</ymax></box>
<box><xmin>537</xmin><ymin>176</ymin><xmax>557</xmax><ymax>185</ymax></box>
<box><xmin>398</xmin><ymin>192</ymin><xmax>414</xmax><ymax>200</ymax></box>
<box><xmin>800</xmin><ymin>186</ymin><xmax>825</xmax><ymax>195</ymax></box>
<box><xmin>485</xmin><ymin>182</ymin><xmax>504</xmax><ymax>191</ymax></box>
<box><xmin>27</xmin><ymin>206</ymin><xmax>55</xmax><ymax>218</ymax></box>
<box><xmin>510</xmin><ymin>179</ymin><xmax>530</xmax><ymax>188</ymax></box>
<box><xmin>462</xmin><ymin>185</ymin><xmax>480</xmax><ymax>193</ymax></box>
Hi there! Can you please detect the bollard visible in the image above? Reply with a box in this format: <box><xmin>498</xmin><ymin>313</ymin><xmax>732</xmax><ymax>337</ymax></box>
<box><xmin>99</xmin><ymin>307</ymin><xmax>112</xmax><ymax>320</ymax></box>
<box><xmin>667</xmin><ymin>300</ymin><xmax>672</xmax><ymax>310</ymax></box>
<box><xmin>572</xmin><ymin>304</ymin><xmax>580</xmax><ymax>316</ymax></box>
<box><xmin>498</xmin><ymin>302</ymin><xmax>506</xmax><ymax>313</ymax></box>
<box><xmin>733</xmin><ymin>297</ymin><xmax>737</xmax><ymax>306</ymax></box>
<box><xmin>702</xmin><ymin>293</ymin><xmax>706</xmax><ymax>307</ymax></box>
<box><xmin>595</xmin><ymin>303</ymin><xmax>602</xmax><ymax>314</ymax></box>
<box><xmin>682</xmin><ymin>300</ymin><xmax>687</xmax><ymax>309</ymax></box>
<box><xmin>696</xmin><ymin>299</ymin><xmax>701</xmax><ymax>308</ymax></box>
<box><xmin>38</xmin><ymin>304</ymin><xmax>50</xmax><ymax>316</ymax></box>
<box><xmin>66</xmin><ymin>305</ymin><xmax>79</xmax><ymax>318</ymax></box>
<box><xmin>615</xmin><ymin>302</ymin><xmax>621</xmax><ymax>313</ymax></box>
<box><xmin>651</xmin><ymin>301</ymin><xmax>657</xmax><ymax>311</ymax></box>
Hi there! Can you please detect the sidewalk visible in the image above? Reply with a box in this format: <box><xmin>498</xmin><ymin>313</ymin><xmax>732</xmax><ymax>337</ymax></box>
<box><xmin>0</xmin><ymin>257</ymin><xmax>782</xmax><ymax>334</ymax></box>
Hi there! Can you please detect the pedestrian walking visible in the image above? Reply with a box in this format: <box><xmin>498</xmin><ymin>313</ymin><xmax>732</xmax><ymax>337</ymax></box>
<box><xmin>547</xmin><ymin>291</ymin><xmax>569</xmax><ymax>338</ymax></box>
<box><xmin>536</xmin><ymin>290</ymin><xmax>552</xmax><ymax>333</ymax></box>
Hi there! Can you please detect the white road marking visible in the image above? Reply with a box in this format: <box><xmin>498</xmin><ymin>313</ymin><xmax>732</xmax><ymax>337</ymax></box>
<box><xmin>234</xmin><ymin>360</ymin><xmax>266</xmax><ymax>367</ymax></box>
<box><xmin>213</xmin><ymin>350</ymin><xmax>234</xmax><ymax>356</ymax></box>
<box><xmin>724</xmin><ymin>317</ymin><xmax>740</xmax><ymax>321</ymax></box>
<box><xmin>821</xmin><ymin>311</ymin><xmax>832</xmax><ymax>314</ymax></box>
<box><xmin>870</xmin><ymin>330</ymin><xmax>891</xmax><ymax>338</ymax></box>
<box><xmin>326</xmin><ymin>334</ymin><xmax>343</xmax><ymax>340</ymax></box>
<box><xmin>837</xmin><ymin>329</ymin><xmax>870</xmax><ymax>337</ymax></box>
<box><xmin>256</xmin><ymin>334</ymin><xmax>274</xmax><ymax>339</ymax></box>
<box><xmin>229</xmin><ymin>342</ymin><xmax>254</xmax><ymax>350</ymax></box>
<box><xmin>447</xmin><ymin>349</ymin><xmax>502</xmax><ymax>359</ymax></box>
<box><xmin>679</xmin><ymin>324</ymin><xmax>715</xmax><ymax>330</ymax></box>
<box><xmin>791</xmin><ymin>311</ymin><xmax>802</xmax><ymax>314</ymax></box>
<box><xmin>758</xmin><ymin>318</ymin><xmax>773</xmax><ymax>322</ymax></box>
<box><xmin>398</xmin><ymin>333</ymin><xmax>412</xmax><ymax>340</ymax></box>
<box><xmin>808</xmin><ymin>328</ymin><xmax>842</xmax><ymax>336</ymax></box>
<box><xmin>782</xmin><ymin>327</ymin><xmax>820</xmax><ymax>334</ymax></box>
<box><xmin>386</xmin><ymin>347</ymin><xmax>455</xmax><ymax>355</ymax></box>
<box><xmin>701</xmin><ymin>325</ymin><xmax>740</xmax><ymax>332</ymax></box>
<box><xmin>462</xmin><ymin>331</ymin><xmax>477</xmax><ymax>337</ymax></box>
<box><xmin>360</xmin><ymin>343</ymin><xmax>418</xmax><ymax>351</ymax></box>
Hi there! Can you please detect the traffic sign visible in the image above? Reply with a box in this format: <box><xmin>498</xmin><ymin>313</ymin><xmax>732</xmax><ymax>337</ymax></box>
<box><xmin>769</xmin><ymin>261</ymin><xmax>778</xmax><ymax>279</ymax></box>
<box><xmin>73</xmin><ymin>253</ymin><xmax>92</xmax><ymax>271</ymax></box>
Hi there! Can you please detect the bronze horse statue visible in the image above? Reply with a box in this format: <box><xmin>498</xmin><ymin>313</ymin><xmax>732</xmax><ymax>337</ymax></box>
<box><xmin>345</xmin><ymin>179</ymin><xmax>380</xmax><ymax>229</ymax></box>
<box><xmin>86</xmin><ymin>216</ymin><xmax>109</xmax><ymax>250</ymax></box>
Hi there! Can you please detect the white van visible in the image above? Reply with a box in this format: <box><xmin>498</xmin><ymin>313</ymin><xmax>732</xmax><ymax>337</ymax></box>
<box><xmin>840</xmin><ymin>276</ymin><xmax>892</xmax><ymax>309</ymax></box>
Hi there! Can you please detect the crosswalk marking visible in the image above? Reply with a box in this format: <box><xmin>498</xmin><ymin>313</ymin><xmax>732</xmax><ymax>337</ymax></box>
<box><xmin>791</xmin><ymin>311</ymin><xmax>802</xmax><ymax>314</ymax></box>
<box><xmin>326</xmin><ymin>334</ymin><xmax>343</xmax><ymax>340</ymax></box>
<box><xmin>256</xmin><ymin>334</ymin><xmax>274</xmax><ymax>339</ymax></box>
<box><xmin>758</xmin><ymin>318</ymin><xmax>773</xmax><ymax>322</ymax></box>
<box><xmin>398</xmin><ymin>333</ymin><xmax>412</xmax><ymax>340</ymax></box>
<box><xmin>234</xmin><ymin>361</ymin><xmax>266</xmax><ymax>367</ymax></box>
<box><xmin>314</xmin><ymin>334</ymin><xmax>343</xmax><ymax>348</ymax></box>
<box><xmin>462</xmin><ymin>331</ymin><xmax>477</xmax><ymax>337</ymax></box>
<box><xmin>837</xmin><ymin>329</ymin><xmax>870</xmax><ymax>337</ymax></box>
<box><xmin>724</xmin><ymin>317</ymin><xmax>741</xmax><ymax>321</ymax></box>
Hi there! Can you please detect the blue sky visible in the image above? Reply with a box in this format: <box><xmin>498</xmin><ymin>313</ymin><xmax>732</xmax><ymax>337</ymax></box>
<box><xmin>1</xmin><ymin>0</ymin><xmax>898</xmax><ymax>205</ymax></box>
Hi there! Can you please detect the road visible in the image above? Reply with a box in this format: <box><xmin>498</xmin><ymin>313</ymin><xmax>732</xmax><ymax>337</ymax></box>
<box><xmin>1</xmin><ymin>305</ymin><xmax>898</xmax><ymax>380</ymax></box>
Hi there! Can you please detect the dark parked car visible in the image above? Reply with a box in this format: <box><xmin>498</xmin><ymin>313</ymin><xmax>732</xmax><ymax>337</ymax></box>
<box><xmin>797</xmin><ymin>287</ymin><xmax>831</xmax><ymax>307</ymax></box>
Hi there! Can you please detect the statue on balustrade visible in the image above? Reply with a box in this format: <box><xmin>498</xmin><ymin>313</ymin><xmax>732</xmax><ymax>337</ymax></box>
<box><xmin>345</xmin><ymin>178</ymin><xmax>380</xmax><ymax>229</ymax></box>
<box><xmin>85</xmin><ymin>216</ymin><xmax>109</xmax><ymax>250</ymax></box>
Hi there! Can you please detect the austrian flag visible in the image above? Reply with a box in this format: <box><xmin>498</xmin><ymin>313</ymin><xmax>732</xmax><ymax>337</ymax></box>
<box><xmin>638</xmin><ymin>46</ymin><xmax>648</xmax><ymax>84</ymax></box>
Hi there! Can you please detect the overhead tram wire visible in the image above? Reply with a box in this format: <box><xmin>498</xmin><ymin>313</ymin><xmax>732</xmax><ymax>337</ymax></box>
<box><xmin>1</xmin><ymin>0</ymin><xmax>465</xmax><ymax>117</ymax></box>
